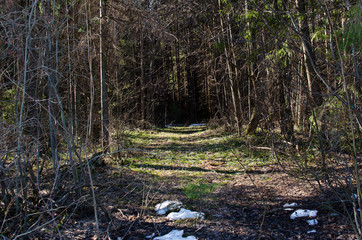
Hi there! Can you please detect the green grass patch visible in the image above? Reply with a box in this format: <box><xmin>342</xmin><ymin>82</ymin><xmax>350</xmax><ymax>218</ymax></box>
<box><xmin>183</xmin><ymin>180</ymin><xmax>220</xmax><ymax>200</ymax></box>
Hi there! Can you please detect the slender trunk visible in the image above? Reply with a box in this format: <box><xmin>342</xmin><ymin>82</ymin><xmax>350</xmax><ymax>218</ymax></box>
<box><xmin>66</xmin><ymin>0</ymin><xmax>76</xmax><ymax>138</ymax></box>
<box><xmin>87</xmin><ymin>2</ymin><xmax>95</xmax><ymax>139</ymax></box>
<box><xmin>279</xmin><ymin>58</ymin><xmax>294</xmax><ymax>140</ymax></box>
<box><xmin>100</xmin><ymin>0</ymin><xmax>109</xmax><ymax>153</ymax></box>
<box><xmin>227</xmin><ymin>12</ymin><xmax>242</xmax><ymax>132</ymax></box>
<box><xmin>296</xmin><ymin>0</ymin><xmax>323</xmax><ymax>108</ymax></box>
<box><xmin>244</xmin><ymin>1</ymin><xmax>262</xmax><ymax>135</ymax></box>
<box><xmin>140</xmin><ymin>27</ymin><xmax>145</xmax><ymax>126</ymax></box>
<box><xmin>296</xmin><ymin>59</ymin><xmax>304</xmax><ymax>126</ymax></box>
<box><xmin>176</xmin><ymin>19</ymin><xmax>182</xmax><ymax>111</ymax></box>
<box><xmin>45</xmin><ymin>1</ymin><xmax>61</xmax><ymax>235</ymax></box>
<box><xmin>16</xmin><ymin>0</ymin><xmax>39</xmax><ymax>220</ymax></box>
<box><xmin>45</xmin><ymin>1</ymin><xmax>58</xmax><ymax>176</ymax></box>
<box><xmin>218</xmin><ymin>0</ymin><xmax>241</xmax><ymax>134</ymax></box>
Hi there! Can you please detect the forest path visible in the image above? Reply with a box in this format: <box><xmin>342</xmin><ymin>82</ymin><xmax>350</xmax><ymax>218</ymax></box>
<box><xmin>129</xmin><ymin>125</ymin><xmax>244</xmax><ymax>176</ymax></box>
<box><xmin>80</xmin><ymin>126</ymin><xmax>350</xmax><ymax>239</ymax></box>
<box><xmin>107</xmin><ymin>126</ymin><xmax>323</xmax><ymax>239</ymax></box>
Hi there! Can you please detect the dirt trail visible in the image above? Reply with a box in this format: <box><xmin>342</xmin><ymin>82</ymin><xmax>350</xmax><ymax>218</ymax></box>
<box><xmin>60</xmin><ymin>127</ymin><xmax>355</xmax><ymax>239</ymax></box>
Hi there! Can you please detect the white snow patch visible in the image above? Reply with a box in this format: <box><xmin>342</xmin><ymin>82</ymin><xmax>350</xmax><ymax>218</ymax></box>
<box><xmin>154</xmin><ymin>230</ymin><xmax>197</xmax><ymax>240</ymax></box>
<box><xmin>290</xmin><ymin>209</ymin><xmax>318</xmax><ymax>219</ymax></box>
<box><xmin>166</xmin><ymin>208</ymin><xmax>204</xmax><ymax>220</ymax></box>
<box><xmin>307</xmin><ymin>219</ymin><xmax>318</xmax><ymax>226</ymax></box>
<box><xmin>155</xmin><ymin>201</ymin><xmax>182</xmax><ymax>215</ymax></box>
<box><xmin>307</xmin><ymin>230</ymin><xmax>317</xmax><ymax>234</ymax></box>
<box><xmin>283</xmin><ymin>202</ymin><xmax>298</xmax><ymax>210</ymax></box>
<box><xmin>188</xmin><ymin>123</ymin><xmax>206</xmax><ymax>127</ymax></box>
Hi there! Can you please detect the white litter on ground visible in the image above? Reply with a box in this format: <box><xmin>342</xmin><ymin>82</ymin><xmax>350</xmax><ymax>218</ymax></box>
<box><xmin>283</xmin><ymin>202</ymin><xmax>298</xmax><ymax>210</ymax></box>
<box><xmin>307</xmin><ymin>230</ymin><xmax>317</xmax><ymax>234</ymax></box>
<box><xmin>307</xmin><ymin>219</ymin><xmax>318</xmax><ymax>226</ymax></box>
<box><xmin>166</xmin><ymin>208</ymin><xmax>204</xmax><ymax>220</ymax></box>
<box><xmin>165</xmin><ymin>124</ymin><xmax>184</xmax><ymax>128</ymax></box>
<box><xmin>283</xmin><ymin>202</ymin><xmax>298</xmax><ymax>208</ymax></box>
<box><xmin>145</xmin><ymin>233</ymin><xmax>156</xmax><ymax>239</ymax></box>
<box><xmin>153</xmin><ymin>230</ymin><xmax>197</xmax><ymax>240</ymax></box>
<box><xmin>188</xmin><ymin>123</ymin><xmax>206</xmax><ymax>127</ymax></box>
<box><xmin>155</xmin><ymin>201</ymin><xmax>183</xmax><ymax>215</ymax></box>
<box><xmin>290</xmin><ymin>209</ymin><xmax>318</xmax><ymax>219</ymax></box>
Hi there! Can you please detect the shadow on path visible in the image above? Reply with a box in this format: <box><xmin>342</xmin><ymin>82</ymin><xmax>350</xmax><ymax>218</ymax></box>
<box><xmin>131</xmin><ymin>163</ymin><xmax>244</xmax><ymax>174</ymax></box>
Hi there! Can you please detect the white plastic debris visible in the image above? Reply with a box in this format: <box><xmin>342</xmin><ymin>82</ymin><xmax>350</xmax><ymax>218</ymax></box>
<box><xmin>283</xmin><ymin>202</ymin><xmax>298</xmax><ymax>208</ymax></box>
<box><xmin>154</xmin><ymin>230</ymin><xmax>197</xmax><ymax>240</ymax></box>
<box><xmin>145</xmin><ymin>233</ymin><xmax>156</xmax><ymax>239</ymax></box>
<box><xmin>155</xmin><ymin>201</ymin><xmax>182</xmax><ymax>215</ymax></box>
<box><xmin>307</xmin><ymin>219</ymin><xmax>318</xmax><ymax>226</ymax></box>
<box><xmin>188</xmin><ymin>123</ymin><xmax>206</xmax><ymax>127</ymax></box>
<box><xmin>166</xmin><ymin>124</ymin><xmax>184</xmax><ymax>128</ymax></box>
<box><xmin>166</xmin><ymin>208</ymin><xmax>204</xmax><ymax>220</ymax></box>
<box><xmin>307</xmin><ymin>230</ymin><xmax>317</xmax><ymax>234</ymax></box>
<box><xmin>283</xmin><ymin>202</ymin><xmax>298</xmax><ymax>210</ymax></box>
<box><xmin>290</xmin><ymin>209</ymin><xmax>318</xmax><ymax>219</ymax></box>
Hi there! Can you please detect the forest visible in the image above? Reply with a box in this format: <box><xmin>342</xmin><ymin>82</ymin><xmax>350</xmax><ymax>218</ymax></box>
<box><xmin>0</xmin><ymin>0</ymin><xmax>361</xmax><ymax>239</ymax></box>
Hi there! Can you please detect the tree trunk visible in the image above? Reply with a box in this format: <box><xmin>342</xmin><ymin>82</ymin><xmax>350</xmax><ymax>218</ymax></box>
<box><xmin>140</xmin><ymin>27</ymin><xmax>145</xmax><ymax>127</ymax></box>
<box><xmin>45</xmin><ymin>0</ymin><xmax>58</xmax><ymax>174</ymax></box>
<box><xmin>245</xmin><ymin>109</ymin><xmax>262</xmax><ymax>135</ymax></box>
<box><xmin>244</xmin><ymin>0</ymin><xmax>262</xmax><ymax>135</ymax></box>
<box><xmin>296</xmin><ymin>0</ymin><xmax>323</xmax><ymax>108</ymax></box>
<box><xmin>279</xmin><ymin>63</ymin><xmax>294</xmax><ymax>141</ymax></box>
<box><xmin>218</xmin><ymin>0</ymin><xmax>241</xmax><ymax>135</ymax></box>
<box><xmin>100</xmin><ymin>0</ymin><xmax>109</xmax><ymax>153</ymax></box>
<box><xmin>86</xmin><ymin>2</ymin><xmax>94</xmax><ymax>139</ymax></box>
